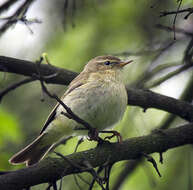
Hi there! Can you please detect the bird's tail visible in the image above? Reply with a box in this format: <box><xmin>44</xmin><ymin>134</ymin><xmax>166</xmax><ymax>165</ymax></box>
<box><xmin>9</xmin><ymin>133</ymin><xmax>53</xmax><ymax>166</ymax></box>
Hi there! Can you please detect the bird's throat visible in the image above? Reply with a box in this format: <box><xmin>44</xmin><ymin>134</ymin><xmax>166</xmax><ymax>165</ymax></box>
<box><xmin>88</xmin><ymin>70</ymin><xmax>123</xmax><ymax>83</ymax></box>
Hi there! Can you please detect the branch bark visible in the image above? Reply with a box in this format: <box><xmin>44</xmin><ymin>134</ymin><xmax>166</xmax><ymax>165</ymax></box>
<box><xmin>0</xmin><ymin>56</ymin><xmax>78</xmax><ymax>85</ymax></box>
<box><xmin>0</xmin><ymin>123</ymin><xmax>193</xmax><ymax>190</ymax></box>
<box><xmin>1</xmin><ymin>56</ymin><xmax>193</xmax><ymax>122</ymax></box>
<box><xmin>126</xmin><ymin>88</ymin><xmax>193</xmax><ymax>122</ymax></box>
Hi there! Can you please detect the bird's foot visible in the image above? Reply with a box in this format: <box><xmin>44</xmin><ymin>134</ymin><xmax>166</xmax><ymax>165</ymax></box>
<box><xmin>87</xmin><ymin>128</ymin><xmax>106</xmax><ymax>145</ymax></box>
<box><xmin>101</xmin><ymin>130</ymin><xmax>122</xmax><ymax>143</ymax></box>
<box><xmin>88</xmin><ymin>127</ymin><xmax>99</xmax><ymax>141</ymax></box>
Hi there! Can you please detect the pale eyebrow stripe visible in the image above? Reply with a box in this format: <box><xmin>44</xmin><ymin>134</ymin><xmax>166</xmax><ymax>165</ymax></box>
<box><xmin>97</xmin><ymin>59</ymin><xmax>119</xmax><ymax>63</ymax></box>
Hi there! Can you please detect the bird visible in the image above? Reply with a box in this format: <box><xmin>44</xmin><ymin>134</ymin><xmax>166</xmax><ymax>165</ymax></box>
<box><xmin>9</xmin><ymin>55</ymin><xmax>132</xmax><ymax>166</ymax></box>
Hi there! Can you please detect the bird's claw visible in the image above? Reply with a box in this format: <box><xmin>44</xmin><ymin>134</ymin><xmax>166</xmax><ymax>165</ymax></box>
<box><xmin>104</xmin><ymin>130</ymin><xmax>122</xmax><ymax>143</ymax></box>
<box><xmin>88</xmin><ymin>128</ymin><xmax>99</xmax><ymax>141</ymax></box>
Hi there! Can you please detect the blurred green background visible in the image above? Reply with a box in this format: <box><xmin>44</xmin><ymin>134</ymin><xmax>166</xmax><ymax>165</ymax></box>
<box><xmin>1</xmin><ymin>0</ymin><xmax>193</xmax><ymax>189</ymax></box>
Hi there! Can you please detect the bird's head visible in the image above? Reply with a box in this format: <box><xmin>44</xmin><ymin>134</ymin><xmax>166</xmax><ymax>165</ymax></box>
<box><xmin>83</xmin><ymin>55</ymin><xmax>133</xmax><ymax>73</ymax></box>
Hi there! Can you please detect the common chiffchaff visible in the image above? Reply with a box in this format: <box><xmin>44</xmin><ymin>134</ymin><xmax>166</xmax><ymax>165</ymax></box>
<box><xmin>9</xmin><ymin>55</ymin><xmax>132</xmax><ymax>166</ymax></box>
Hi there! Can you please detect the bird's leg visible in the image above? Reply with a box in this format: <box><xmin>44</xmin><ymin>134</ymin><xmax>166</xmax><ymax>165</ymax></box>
<box><xmin>87</xmin><ymin>128</ymin><xmax>105</xmax><ymax>144</ymax></box>
<box><xmin>74</xmin><ymin>127</ymin><xmax>104</xmax><ymax>144</ymax></box>
<box><xmin>88</xmin><ymin>127</ymin><xmax>99</xmax><ymax>141</ymax></box>
<box><xmin>100</xmin><ymin>130</ymin><xmax>122</xmax><ymax>143</ymax></box>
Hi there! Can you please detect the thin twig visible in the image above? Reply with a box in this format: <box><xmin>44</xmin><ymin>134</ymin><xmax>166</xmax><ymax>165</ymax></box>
<box><xmin>39</xmin><ymin>81</ymin><xmax>96</xmax><ymax>133</ymax></box>
<box><xmin>173</xmin><ymin>0</ymin><xmax>183</xmax><ymax>40</ymax></box>
<box><xmin>76</xmin><ymin>174</ymin><xmax>90</xmax><ymax>186</ymax></box>
<box><xmin>184</xmin><ymin>37</ymin><xmax>193</xmax><ymax>63</ymax></box>
<box><xmin>146</xmin><ymin>62</ymin><xmax>193</xmax><ymax>88</ymax></box>
<box><xmin>59</xmin><ymin>176</ymin><xmax>63</xmax><ymax>190</ymax></box>
<box><xmin>142</xmin><ymin>153</ymin><xmax>161</xmax><ymax>177</ymax></box>
<box><xmin>88</xmin><ymin>167</ymin><xmax>104</xmax><ymax>190</ymax></box>
<box><xmin>0</xmin><ymin>78</ymin><xmax>36</xmax><ymax>102</ymax></box>
<box><xmin>105</xmin><ymin>164</ymin><xmax>114</xmax><ymax>190</ymax></box>
<box><xmin>160</xmin><ymin>0</ymin><xmax>187</xmax><ymax>39</ymax></box>
<box><xmin>56</xmin><ymin>151</ymin><xmax>105</xmax><ymax>190</ymax></box>
<box><xmin>34</xmin><ymin>57</ymin><xmax>106</xmax><ymax>143</ymax></box>
<box><xmin>46</xmin><ymin>182</ymin><xmax>58</xmax><ymax>190</ymax></box>
<box><xmin>0</xmin><ymin>0</ymin><xmax>19</xmax><ymax>14</ymax></box>
<box><xmin>160</xmin><ymin>7</ymin><xmax>193</xmax><ymax>19</ymax></box>
<box><xmin>0</xmin><ymin>0</ymin><xmax>36</xmax><ymax>36</ymax></box>
<box><xmin>131</xmin><ymin>41</ymin><xmax>177</xmax><ymax>88</ymax></box>
<box><xmin>84</xmin><ymin>161</ymin><xmax>105</xmax><ymax>190</ymax></box>
<box><xmin>74</xmin><ymin>138</ymin><xmax>84</xmax><ymax>153</ymax></box>
<box><xmin>48</xmin><ymin>136</ymin><xmax>72</xmax><ymax>152</ymax></box>
<box><xmin>54</xmin><ymin>151</ymin><xmax>83</xmax><ymax>170</ymax></box>
<box><xmin>112</xmin><ymin>159</ymin><xmax>141</xmax><ymax>190</ymax></box>
<box><xmin>73</xmin><ymin>175</ymin><xmax>82</xmax><ymax>190</ymax></box>
<box><xmin>35</xmin><ymin>58</ymin><xmax>92</xmax><ymax>131</ymax></box>
<box><xmin>156</xmin><ymin>24</ymin><xmax>193</xmax><ymax>37</ymax></box>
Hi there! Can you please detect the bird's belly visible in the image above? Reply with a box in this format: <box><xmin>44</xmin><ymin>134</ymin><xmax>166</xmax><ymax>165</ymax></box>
<box><xmin>58</xmin><ymin>82</ymin><xmax>128</xmax><ymax>131</ymax></box>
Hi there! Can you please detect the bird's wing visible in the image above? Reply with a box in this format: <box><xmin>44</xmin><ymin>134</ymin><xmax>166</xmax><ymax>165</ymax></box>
<box><xmin>39</xmin><ymin>104</ymin><xmax>59</xmax><ymax>134</ymax></box>
<box><xmin>40</xmin><ymin>72</ymin><xmax>89</xmax><ymax>134</ymax></box>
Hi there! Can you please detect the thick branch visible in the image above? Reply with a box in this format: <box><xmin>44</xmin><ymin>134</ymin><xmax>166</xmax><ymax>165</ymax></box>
<box><xmin>126</xmin><ymin>88</ymin><xmax>193</xmax><ymax>122</ymax></box>
<box><xmin>0</xmin><ymin>56</ymin><xmax>78</xmax><ymax>85</ymax></box>
<box><xmin>0</xmin><ymin>123</ymin><xmax>193</xmax><ymax>190</ymax></box>
<box><xmin>0</xmin><ymin>0</ymin><xmax>19</xmax><ymax>14</ymax></box>
<box><xmin>1</xmin><ymin>56</ymin><xmax>193</xmax><ymax>122</ymax></box>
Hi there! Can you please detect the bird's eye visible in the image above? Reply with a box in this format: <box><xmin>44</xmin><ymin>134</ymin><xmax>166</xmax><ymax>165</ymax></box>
<box><xmin>104</xmin><ymin>61</ymin><xmax>111</xmax><ymax>65</ymax></box>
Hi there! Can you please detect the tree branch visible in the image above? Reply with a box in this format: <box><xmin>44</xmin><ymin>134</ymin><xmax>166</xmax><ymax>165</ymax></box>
<box><xmin>156</xmin><ymin>24</ymin><xmax>193</xmax><ymax>37</ymax></box>
<box><xmin>0</xmin><ymin>0</ymin><xmax>19</xmax><ymax>14</ymax></box>
<box><xmin>0</xmin><ymin>0</ymin><xmax>37</xmax><ymax>36</ymax></box>
<box><xmin>0</xmin><ymin>123</ymin><xmax>193</xmax><ymax>190</ymax></box>
<box><xmin>0</xmin><ymin>77</ymin><xmax>36</xmax><ymax>102</ymax></box>
<box><xmin>160</xmin><ymin>7</ymin><xmax>193</xmax><ymax>19</ymax></box>
<box><xmin>1</xmin><ymin>56</ymin><xmax>193</xmax><ymax>122</ymax></box>
<box><xmin>0</xmin><ymin>56</ymin><xmax>78</xmax><ymax>85</ymax></box>
<box><xmin>126</xmin><ymin>88</ymin><xmax>193</xmax><ymax>122</ymax></box>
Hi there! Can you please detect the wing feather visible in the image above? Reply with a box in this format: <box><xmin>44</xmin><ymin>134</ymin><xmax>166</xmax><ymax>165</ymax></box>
<box><xmin>40</xmin><ymin>72</ymin><xmax>88</xmax><ymax>134</ymax></box>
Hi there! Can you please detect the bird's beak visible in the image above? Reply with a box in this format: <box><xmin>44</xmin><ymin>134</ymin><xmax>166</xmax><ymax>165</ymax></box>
<box><xmin>119</xmin><ymin>60</ymin><xmax>133</xmax><ymax>67</ymax></box>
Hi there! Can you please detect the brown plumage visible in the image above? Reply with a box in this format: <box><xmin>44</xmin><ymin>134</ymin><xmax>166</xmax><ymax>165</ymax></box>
<box><xmin>9</xmin><ymin>55</ymin><xmax>132</xmax><ymax>166</ymax></box>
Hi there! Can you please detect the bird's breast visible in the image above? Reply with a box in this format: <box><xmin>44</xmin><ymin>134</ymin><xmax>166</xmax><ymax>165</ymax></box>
<box><xmin>57</xmin><ymin>80</ymin><xmax>128</xmax><ymax>131</ymax></box>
